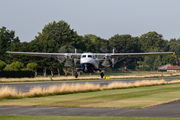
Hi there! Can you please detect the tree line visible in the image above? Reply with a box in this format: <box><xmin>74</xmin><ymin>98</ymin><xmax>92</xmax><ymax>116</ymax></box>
<box><xmin>0</xmin><ymin>20</ymin><xmax>179</xmax><ymax>76</ymax></box>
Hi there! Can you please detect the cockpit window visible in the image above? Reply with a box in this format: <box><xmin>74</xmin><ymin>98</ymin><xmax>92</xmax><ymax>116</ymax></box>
<box><xmin>82</xmin><ymin>55</ymin><xmax>86</xmax><ymax>58</ymax></box>
<box><xmin>88</xmin><ymin>55</ymin><xmax>92</xmax><ymax>58</ymax></box>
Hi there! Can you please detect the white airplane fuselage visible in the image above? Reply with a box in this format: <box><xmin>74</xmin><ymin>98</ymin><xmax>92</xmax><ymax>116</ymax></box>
<box><xmin>78</xmin><ymin>53</ymin><xmax>99</xmax><ymax>73</ymax></box>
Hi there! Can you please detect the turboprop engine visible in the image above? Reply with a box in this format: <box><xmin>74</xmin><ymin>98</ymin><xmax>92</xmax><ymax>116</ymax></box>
<box><xmin>64</xmin><ymin>54</ymin><xmax>73</xmax><ymax>66</ymax></box>
<box><xmin>101</xmin><ymin>54</ymin><xmax>118</xmax><ymax>68</ymax></box>
<box><xmin>102</xmin><ymin>54</ymin><xmax>111</xmax><ymax>66</ymax></box>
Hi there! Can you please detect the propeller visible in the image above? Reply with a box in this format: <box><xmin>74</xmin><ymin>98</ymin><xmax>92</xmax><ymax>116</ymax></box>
<box><xmin>102</xmin><ymin>54</ymin><xmax>111</xmax><ymax>66</ymax></box>
<box><xmin>102</xmin><ymin>59</ymin><xmax>111</xmax><ymax>66</ymax></box>
<box><xmin>56</xmin><ymin>56</ymin><xmax>66</xmax><ymax>63</ymax></box>
<box><xmin>64</xmin><ymin>57</ymin><xmax>73</xmax><ymax>66</ymax></box>
<box><xmin>58</xmin><ymin>45</ymin><xmax>76</xmax><ymax>66</ymax></box>
<box><xmin>100</xmin><ymin>46</ymin><xmax>119</xmax><ymax>68</ymax></box>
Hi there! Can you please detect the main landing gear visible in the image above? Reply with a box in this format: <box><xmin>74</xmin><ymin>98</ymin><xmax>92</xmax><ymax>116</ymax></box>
<box><xmin>100</xmin><ymin>72</ymin><xmax>104</xmax><ymax>78</ymax></box>
<box><xmin>75</xmin><ymin>72</ymin><xmax>78</xmax><ymax>78</ymax></box>
<box><xmin>75</xmin><ymin>71</ymin><xmax>104</xmax><ymax>79</ymax></box>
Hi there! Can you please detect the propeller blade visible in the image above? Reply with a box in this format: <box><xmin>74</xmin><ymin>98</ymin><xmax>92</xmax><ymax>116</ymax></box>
<box><xmin>102</xmin><ymin>59</ymin><xmax>111</xmax><ymax>66</ymax></box>
<box><xmin>64</xmin><ymin>58</ymin><xmax>73</xmax><ymax>66</ymax></box>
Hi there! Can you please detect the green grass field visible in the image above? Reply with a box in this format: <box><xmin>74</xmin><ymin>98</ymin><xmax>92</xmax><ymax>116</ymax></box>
<box><xmin>1</xmin><ymin>71</ymin><xmax>180</xmax><ymax>84</ymax></box>
<box><xmin>0</xmin><ymin>115</ymin><xmax>180</xmax><ymax>120</ymax></box>
<box><xmin>37</xmin><ymin>71</ymin><xmax>178</xmax><ymax>77</ymax></box>
<box><xmin>1</xmin><ymin>83</ymin><xmax>180</xmax><ymax>108</ymax></box>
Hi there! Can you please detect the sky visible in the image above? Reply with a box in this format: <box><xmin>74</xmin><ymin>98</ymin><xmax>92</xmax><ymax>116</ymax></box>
<box><xmin>1</xmin><ymin>0</ymin><xmax>180</xmax><ymax>42</ymax></box>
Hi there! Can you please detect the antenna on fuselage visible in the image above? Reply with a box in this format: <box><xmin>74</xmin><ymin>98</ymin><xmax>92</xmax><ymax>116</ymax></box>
<box><xmin>74</xmin><ymin>49</ymin><xmax>77</xmax><ymax>68</ymax></box>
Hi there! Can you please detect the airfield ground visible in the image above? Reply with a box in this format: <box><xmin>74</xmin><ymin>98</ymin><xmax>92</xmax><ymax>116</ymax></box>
<box><xmin>1</xmin><ymin>82</ymin><xmax>180</xmax><ymax>108</ymax></box>
<box><xmin>1</xmin><ymin>73</ymin><xmax>180</xmax><ymax>119</ymax></box>
<box><xmin>0</xmin><ymin>115</ymin><xmax>179</xmax><ymax>120</ymax></box>
<box><xmin>0</xmin><ymin>71</ymin><xmax>180</xmax><ymax>82</ymax></box>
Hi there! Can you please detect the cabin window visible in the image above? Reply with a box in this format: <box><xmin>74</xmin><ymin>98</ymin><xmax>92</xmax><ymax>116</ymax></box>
<box><xmin>88</xmin><ymin>55</ymin><xmax>92</xmax><ymax>58</ymax></box>
<box><xmin>82</xmin><ymin>55</ymin><xmax>86</xmax><ymax>58</ymax></box>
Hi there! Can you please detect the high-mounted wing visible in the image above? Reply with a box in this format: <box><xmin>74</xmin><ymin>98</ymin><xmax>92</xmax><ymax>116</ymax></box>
<box><xmin>6</xmin><ymin>51</ymin><xmax>82</xmax><ymax>58</ymax></box>
<box><xmin>6</xmin><ymin>51</ymin><xmax>82</xmax><ymax>65</ymax></box>
<box><xmin>94</xmin><ymin>52</ymin><xmax>174</xmax><ymax>68</ymax></box>
<box><xmin>111</xmin><ymin>52</ymin><xmax>174</xmax><ymax>58</ymax></box>
<box><xmin>94</xmin><ymin>52</ymin><xmax>174</xmax><ymax>58</ymax></box>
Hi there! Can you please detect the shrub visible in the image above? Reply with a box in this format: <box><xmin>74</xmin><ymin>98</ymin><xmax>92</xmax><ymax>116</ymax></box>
<box><xmin>10</xmin><ymin>62</ymin><xmax>24</xmax><ymax>70</ymax></box>
<box><xmin>27</xmin><ymin>63</ymin><xmax>38</xmax><ymax>70</ymax></box>
<box><xmin>0</xmin><ymin>69</ymin><xmax>35</xmax><ymax>78</ymax></box>
<box><xmin>0</xmin><ymin>60</ymin><xmax>6</xmax><ymax>71</ymax></box>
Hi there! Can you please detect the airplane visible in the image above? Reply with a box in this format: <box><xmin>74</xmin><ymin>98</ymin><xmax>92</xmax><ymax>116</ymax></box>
<box><xmin>6</xmin><ymin>50</ymin><xmax>174</xmax><ymax>78</ymax></box>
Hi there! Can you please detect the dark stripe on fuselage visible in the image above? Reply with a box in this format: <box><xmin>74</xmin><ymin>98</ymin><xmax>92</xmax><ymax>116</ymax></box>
<box><xmin>77</xmin><ymin>63</ymin><xmax>100</xmax><ymax>73</ymax></box>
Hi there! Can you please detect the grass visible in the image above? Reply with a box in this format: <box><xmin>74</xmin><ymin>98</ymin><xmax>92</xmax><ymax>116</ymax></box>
<box><xmin>1</xmin><ymin>75</ymin><xmax>180</xmax><ymax>85</ymax></box>
<box><xmin>0</xmin><ymin>79</ymin><xmax>170</xmax><ymax>100</ymax></box>
<box><xmin>0</xmin><ymin>71</ymin><xmax>180</xmax><ymax>83</ymax></box>
<box><xmin>1</xmin><ymin>81</ymin><xmax>180</xmax><ymax>108</ymax></box>
<box><xmin>1</xmin><ymin>115</ymin><xmax>180</xmax><ymax>120</ymax></box>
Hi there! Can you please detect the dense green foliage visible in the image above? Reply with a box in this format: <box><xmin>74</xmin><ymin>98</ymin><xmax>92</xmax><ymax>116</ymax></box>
<box><xmin>27</xmin><ymin>63</ymin><xmax>38</xmax><ymax>70</ymax></box>
<box><xmin>0</xmin><ymin>27</ymin><xmax>20</xmax><ymax>64</ymax></box>
<box><xmin>0</xmin><ymin>20</ymin><xmax>179</xmax><ymax>74</ymax></box>
<box><xmin>10</xmin><ymin>62</ymin><xmax>24</xmax><ymax>70</ymax></box>
<box><xmin>0</xmin><ymin>60</ymin><xmax>6</xmax><ymax>70</ymax></box>
<box><xmin>109</xmin><ymin>34</ymin><xmax>142</xmax><ymax>69</ymax></box>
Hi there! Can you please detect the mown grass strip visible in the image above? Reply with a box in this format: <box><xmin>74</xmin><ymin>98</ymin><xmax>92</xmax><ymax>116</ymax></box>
<box><xmin>1</xmin><ymin>72</ymin><xmax>180</xmax><ymax>82</ymax></box>
<box><xmin>0</xmin><ymin>115</ymin><xmax>180</xmax><ymax>120</ymax></box>
<box><xmin>1</xmin><ymin>83</ymin><xmax>180</xmax><ymax>108</ymax></box>
<box><xmin>0</xmin><ymin>79</ymin><xmax>180</xmax><ymax>101</ymax></box>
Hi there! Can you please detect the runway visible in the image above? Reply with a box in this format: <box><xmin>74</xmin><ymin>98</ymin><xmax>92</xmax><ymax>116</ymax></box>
<box><xmin>0</xmin><ymin>77</ymin><xmax>180</xmax><ymax>117</ymax></box>
<box><xmin>0</xmin><ymin>100</ymin><xmax>180</xmax><ymax>117</ymax></box>
<box><xmin>0</xmin><ymin>77</ymin><xmax>180</xmax><ymax>92</ymax></box>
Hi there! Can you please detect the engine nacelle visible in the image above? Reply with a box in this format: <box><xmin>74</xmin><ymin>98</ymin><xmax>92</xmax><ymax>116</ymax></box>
<box><xmin>102</xmin><ymin>54</ymin><xmax>111</xmax><ymax>66</ymax></box>
<box><xmin>64</xmin><ymin>54</ymin><xmax>73</xmax><ymax>66</ymax></box>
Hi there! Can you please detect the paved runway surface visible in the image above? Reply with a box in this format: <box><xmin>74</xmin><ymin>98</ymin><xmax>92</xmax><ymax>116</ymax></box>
<box><xmin>0</xmin><ymin>100</ymin><xmax>180</xmax><ymax>117</ymax></box>
<box><xmin>0</xmin><ymin>77</ymin><xmax>180</xmax><ymax>92</ymax></box>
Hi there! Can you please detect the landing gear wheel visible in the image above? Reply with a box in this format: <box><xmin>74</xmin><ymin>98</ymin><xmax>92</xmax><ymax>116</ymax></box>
<box><xmin>100</xmin><ymin>72</ymin><xmax>104</xmax><ymax>78</ymax></box>
<box><xmin>75</xmin><ymin>72</ymin><xmax>78</xmax><ymax>78</ymax></box>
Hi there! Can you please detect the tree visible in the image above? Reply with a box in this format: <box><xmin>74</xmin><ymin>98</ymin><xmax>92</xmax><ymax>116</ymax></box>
<box><xmin>0</xmin><ymin>60</ymin><xmax>6</xmax><ymax>71</ymax></box>
<box><xmin>27</xmin><ymin>63</ymin><xmax>38</xmax><ymax>69</ymax></box>
<box><xmin>139</xmin><ymin>31</ymin><xmax>168</xmax><ymax>52</ymax></box>
<box><xmin>0</xmin><ymin>26</ymin><xmax>20</xmax><ymax>63</ymax></box>
<box><xmin>169</xmin><ymin>38</ymin><xmax>177</xmax><ymax>43</ymax></box>
<box><xmin>142</xmin><ymin>48</ymin><xmax>162</xmax><ymax>71</ymax></box>
<box><xmin>169</xmin><ymin>42</ymin><xmax>180</xmax><ymax>58</ymax></box>
<box><xmin>160</xmin><ymin>55</ymin><xmax>176</xmax><ymax>65</ymax></box>
<box><xmin>10</xmin><ymin>62</ymin><xmax>24</xmax><ymax>70</ymax></box>
<box><xmin>32</xmin><ymin>20</ymin><xmax>82</xmax><ymax>76</ymax></box>
<box><xmin>27</xmin><ymin>63</ymin><xmax>38</xmax><ymax>77</ymax></box>
<box><xmin>82</xmin><ymin>34</ymin><xmax>107</xmax><ymax>52</ymax></box>
<box><xmin>36</xmin><ymin>20</ymin><xmax>80</xmax><ymax>49</ymax></box>
<box><xmin>109</xmin><ymin>34</ymin><xmax>142</xmax><ymax>69</ymax></box>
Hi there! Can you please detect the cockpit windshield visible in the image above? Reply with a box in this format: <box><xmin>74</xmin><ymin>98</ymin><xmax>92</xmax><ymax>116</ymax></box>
<box><xmin>88</xmin><ymin>55</ymin><xmax>92</xmax><ymax>58</ymax></box>
<box><xmin>82</xmin><ymin>55</ymin><xmax>86</xmax><ymax>58</ymax></box>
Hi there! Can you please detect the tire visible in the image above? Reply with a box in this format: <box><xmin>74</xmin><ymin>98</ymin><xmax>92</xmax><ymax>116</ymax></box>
<box><xmin>100</xmin><ymin>72</ymin><xmax>104</xmax><ymax>78</ymax></box>
<box><xmin>75</xmin><ymin>72</ymin><xmax>78</xmax><ymax>78</ymax></box>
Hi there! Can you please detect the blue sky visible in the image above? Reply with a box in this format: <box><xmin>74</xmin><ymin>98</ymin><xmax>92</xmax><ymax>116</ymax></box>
<box><xmin>1</xmin><ymin>0</ymin><xmax>180</xmax><ymax>42</ymax></box>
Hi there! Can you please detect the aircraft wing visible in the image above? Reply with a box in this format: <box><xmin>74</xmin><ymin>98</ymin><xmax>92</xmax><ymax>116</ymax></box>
<box><xmin>111</xmin><ymin>52</ymin><xmax>174</xmax><ymax>57</ymax></box>
<box><xmin>95</xmin><ymin>52</ymin><xmax>174</xmax><ymax>59</ymax></box>
<box><xmin>7</xmin><ymin>51</ymin><xmax>174</xmax><ymax>59</ymax></box>
<box><xmin>6</xmin><ymin>51</ymin><xmax>82</xmax><ymax>59</ymax></box>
